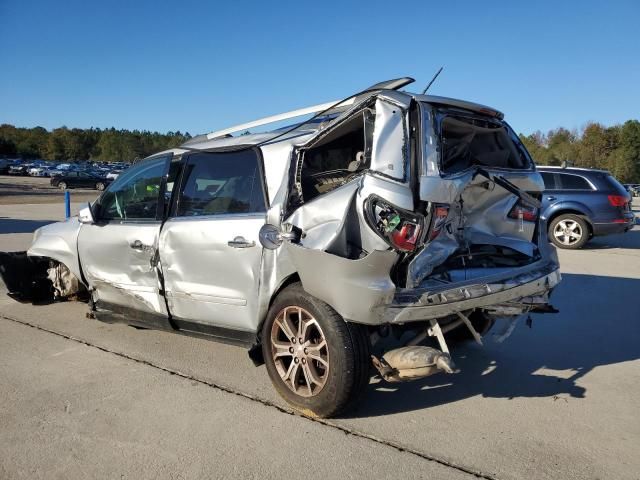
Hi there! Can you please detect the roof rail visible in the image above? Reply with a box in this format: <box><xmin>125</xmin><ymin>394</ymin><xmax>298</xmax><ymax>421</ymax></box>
<box><xmin>205</xmin><ymin>77</ymin><xmax>415</xmax><ymax>140</ymax></box>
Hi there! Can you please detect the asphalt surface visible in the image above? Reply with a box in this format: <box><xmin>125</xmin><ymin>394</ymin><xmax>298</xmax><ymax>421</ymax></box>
<box><xmin>0</xmin><ymin>194</ymin><xmax>639</xmax><ymax>480</ymax></box>
<box><xmin>0</xmin><ymin>175</ymin><xmax>99</xmax><ymax>204</ymax></box>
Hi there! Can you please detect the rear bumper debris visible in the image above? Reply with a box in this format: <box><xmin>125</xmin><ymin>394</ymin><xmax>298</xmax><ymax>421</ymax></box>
<box><xmin>384</xmin><ymin>261</ymin><xmax>561</xmax><ymax>324</ymax></box>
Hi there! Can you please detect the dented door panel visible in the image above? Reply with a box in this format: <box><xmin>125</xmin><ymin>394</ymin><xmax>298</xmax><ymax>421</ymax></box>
<box><xmin>159</xmin><ymin>215</ymin><xmax>265</xmax><ymax>331</ymax></box>
<box><xmin>78</xmin><ymin>222</ymin><xmax>167</xmax><ymax>316</ymax></box>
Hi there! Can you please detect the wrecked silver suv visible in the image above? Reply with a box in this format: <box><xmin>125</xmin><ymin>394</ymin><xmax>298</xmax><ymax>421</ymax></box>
<box><xmin>0</xmin><ymin>78</ymin><xmax>560</xmax><ymax>417</ymax></box>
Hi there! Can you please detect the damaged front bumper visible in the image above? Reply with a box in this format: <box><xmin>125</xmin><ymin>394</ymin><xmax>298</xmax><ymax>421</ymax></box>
<box><xmin>384</xmin><ymin>259</ymin><xmax>561</xmax><ymax>323</ymax></box>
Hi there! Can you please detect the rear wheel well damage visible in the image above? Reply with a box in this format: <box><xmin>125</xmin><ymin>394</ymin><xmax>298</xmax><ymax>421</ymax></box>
<box><xmin>0</xmin><ymin>252</ymin><xmax>86</xmax><ymax>304</ymax></box>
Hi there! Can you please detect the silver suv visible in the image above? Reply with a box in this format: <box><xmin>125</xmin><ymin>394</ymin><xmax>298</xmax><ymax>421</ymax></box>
<box><xmin>0</xmin><ymin>78</ymin><xmax>560</xmax><ymax>417</ymax></box>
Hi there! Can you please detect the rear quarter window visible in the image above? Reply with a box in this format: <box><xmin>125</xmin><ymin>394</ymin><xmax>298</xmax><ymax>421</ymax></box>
<box><xmin>540</xmin><ymin>172</ymin><xmax>557</xmax><ymax>189</ymax></box>
<box><xmin>557</xmin><ymin>173</ymin><xmax>592</xmax><ymax>190</ymax></box>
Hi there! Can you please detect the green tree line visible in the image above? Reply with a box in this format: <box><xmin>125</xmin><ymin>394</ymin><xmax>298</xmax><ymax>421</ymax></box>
<box><xmin>2</xmin><ymin>120</ymin><xmax>639</xmax><ymax>182</ymax></box>
<box><xmin>519</xmin><ymin>120</ymin><xmax>640</xmax><ymax>183</ymax></box>
<box><xmin>0</xmin><ymin>124</ymin><xmax>191</xmax><ymax>163</ymax></box>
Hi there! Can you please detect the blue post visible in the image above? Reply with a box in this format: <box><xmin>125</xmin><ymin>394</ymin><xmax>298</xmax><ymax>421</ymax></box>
<box><xmin>64</xmin><ymin>191</ymin><xmax>71</xmax><ymax>219</ymax></box>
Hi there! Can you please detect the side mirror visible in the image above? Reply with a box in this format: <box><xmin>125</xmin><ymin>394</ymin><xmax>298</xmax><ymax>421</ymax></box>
<box><xmin>78</xmin><ymin>202</ymin><xmax>95</xmax><ymax>224</ymax></box>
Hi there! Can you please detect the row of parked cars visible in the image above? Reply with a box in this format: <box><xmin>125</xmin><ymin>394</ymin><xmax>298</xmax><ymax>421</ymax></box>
<box><xmin>0</xmin><ymin>159</ymin><xmax>129</xmax><ymax>190</ymax></box>
<box><xmin>624</xmin><ymin>184</ymin><xmax>640</xmax><ymax>197</ymax></box>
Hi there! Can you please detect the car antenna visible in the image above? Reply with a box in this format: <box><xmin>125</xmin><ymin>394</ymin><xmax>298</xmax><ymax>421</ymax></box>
<box><xmin>421</xmin><ymin>66</ymin><xmax>444</xmax><ymax>94</ymax></box>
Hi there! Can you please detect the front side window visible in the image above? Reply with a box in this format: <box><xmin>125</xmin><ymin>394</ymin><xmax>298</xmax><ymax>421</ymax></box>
<box><xmin>558</xmin><ymin>173</ymin><xmax>592</xmax><ymax>190</ymax></box>
<box><xmin>177</xmin><ymin>150</ymin><xmax>266</xmax><ymax>217</ymax></box>
<box><xmin>98</xmin><ymin>155</ymin><xmax>170</xmax><ymax>220</ymax></box>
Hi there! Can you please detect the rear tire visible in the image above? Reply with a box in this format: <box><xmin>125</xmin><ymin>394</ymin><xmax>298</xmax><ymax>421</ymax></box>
<box><xmin>58</xmin><ymin>182</ymin><xmax>67</xmax><ymax>190</ymax></box>
<box><xmin>549</xmin><ymin>214</ymin><xmax>589</xmax><ymax>249</ymax></box>
<box><xmin>95</xmin><ymin>182</ymin><xmax>105</xmax><ymax>191</ymax></box>
<box><xmin>262</xmin><ymin>283</ymin><xmax>370</xmax><ymax>418</ymax></box>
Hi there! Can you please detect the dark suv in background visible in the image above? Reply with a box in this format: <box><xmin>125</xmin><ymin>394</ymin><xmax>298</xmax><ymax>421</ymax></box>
<box><xmin>538</xmin><ymin>166</ymin><xmax>634</xmax><ymax>249</ymax></box>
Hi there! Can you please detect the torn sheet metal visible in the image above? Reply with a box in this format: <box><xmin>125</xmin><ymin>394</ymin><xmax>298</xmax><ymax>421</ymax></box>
<box><xmin>47</xmin><ymin>262</ymin><xmax>81</xmax><ymax>298</ymax></box>
<box><xmin>369</xmin><ymin>97</ymin><xmax>410</xmax><ymax>182</ymax></box>
<box><xmin>27</xmin><ymin>217</ymin><xmax>84</xmax><ymax>282</ymax></box>
<box><xmin>286</xmin><ymin>180</ymin><xmax>360</xmax><ymax>251</ymax></box>
<box><xmin>408</xmin><ymin>169</ymin><xmax>545</xmax><ymax>287</ymax></box>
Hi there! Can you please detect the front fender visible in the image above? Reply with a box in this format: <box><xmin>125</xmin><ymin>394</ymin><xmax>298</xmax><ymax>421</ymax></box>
<box><xmin>27</xmin><ymin>217</ymin><xmax>83</xmax><ymax>282</ymax></box>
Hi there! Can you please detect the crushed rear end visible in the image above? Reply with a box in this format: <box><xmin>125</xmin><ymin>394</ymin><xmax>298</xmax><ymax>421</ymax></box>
<box><xmin>279</xmin><ymin>89</ymin><xmax>560</xmax><ymax>381</ymax></box>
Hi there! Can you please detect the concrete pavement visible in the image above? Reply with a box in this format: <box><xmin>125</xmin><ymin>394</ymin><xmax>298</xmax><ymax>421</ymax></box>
<box><xmin>0</xmin><ymin>200</ymin><xmax>639</xmax><ymax>479</ymax></box>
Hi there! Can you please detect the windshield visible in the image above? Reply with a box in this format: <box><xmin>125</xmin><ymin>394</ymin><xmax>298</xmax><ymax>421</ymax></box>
<box><xmin>423</xmin><ymin>104</ymin><xmax>533</xmax><ymax>174</ymax></box>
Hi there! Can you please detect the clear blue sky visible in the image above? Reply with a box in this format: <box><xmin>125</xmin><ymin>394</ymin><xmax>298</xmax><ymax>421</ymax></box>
<box><xmin>1</xmin><ymin>0</ymin><xmax>638</xmax><ymax>136</ymax></box>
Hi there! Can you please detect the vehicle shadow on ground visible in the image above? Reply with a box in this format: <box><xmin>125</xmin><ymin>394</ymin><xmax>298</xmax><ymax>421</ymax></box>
<box><xmin>350</xmin><ymin>272</ymin><xmax>640</xmax><ymax>418</ymax></box>
<box><xmin>586</xmin><ymin>228</ymin><xmax>640</xmax><ymax>250</ymax></box>
<box><xmin>0</xmin><ymin>218</ymin><xmax>57</xmax><ymax>234</ymax></box>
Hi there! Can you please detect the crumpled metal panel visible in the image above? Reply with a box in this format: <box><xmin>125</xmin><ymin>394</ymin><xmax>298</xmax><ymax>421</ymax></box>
<box><xmin>370</xmin><ymin>98</ymin><xmax>409</xmax><ymax>182</ymax></box>
<box><xmin>286</xmin><ymin>180</ymin><xmax>360</xmax><ymax>250</ymax></box>
<box><xmin>47</xmin><ymin>262</ymin><xmax>80</xmax><ymax>298</ymax></box>
<box><xmin>408</xmin><ymin>169</ymin><xmax>546</xmax><ymax>287</ymax></box>
<box><xmin>27</xmin><ymin>217</ymin><xmax>83</xmax><ymax>282</ymax></box>
<box><xmin>285</xmin><ymin>243</ymin><xmax>398</xmax><ymax>324</ymax></box>
<box><xmin>78</xmin><ymin>223</ymin><xmax>167</xmax><ymax>317</ymax></box>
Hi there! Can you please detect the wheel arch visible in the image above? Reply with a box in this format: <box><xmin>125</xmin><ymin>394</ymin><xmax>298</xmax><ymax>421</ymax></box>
<box><xmin>547</xmin><ymin>208</ymin><xmax>593</xmax><ymax>236</ymax></box>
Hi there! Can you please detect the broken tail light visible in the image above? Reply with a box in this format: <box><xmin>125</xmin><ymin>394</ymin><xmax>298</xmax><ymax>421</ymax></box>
<box><xmin>364</xmin><ymin>196</ymin><xmax>424</xmax><ymax>253</ymax></box>
<box><xmin>508</xmin><ymin>201</ymin><xmax>538</xmax><ymax>222</ymax></box>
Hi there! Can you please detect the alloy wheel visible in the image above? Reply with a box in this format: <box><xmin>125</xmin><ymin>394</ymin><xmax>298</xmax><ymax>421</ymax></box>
<box><xmin>553</xmin><ymin>219</ymin><xmax>582</xmax><ymax>246</ymax></box>
<box><xmin>270</xmin><ymin>306</ymin><xmax>329</xmax><ymax>397</ymax></box>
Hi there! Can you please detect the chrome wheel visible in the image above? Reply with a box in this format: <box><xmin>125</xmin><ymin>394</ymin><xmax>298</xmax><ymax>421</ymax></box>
<box><xmin>270</xmin><ymin>306</ymin><xmax>329</xmax><ymax>397</ymax></box>
<box><xmin>553</xmin><ymin>219</ymin><xmax>582</xmax><ymax>246</ymax></box>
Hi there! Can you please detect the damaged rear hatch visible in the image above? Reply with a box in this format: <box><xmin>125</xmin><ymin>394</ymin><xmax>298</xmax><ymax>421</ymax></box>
<box><xmin>381</xmin><ymin>99</ymin><xmax>560</xmax><ymax>322</ymax></box>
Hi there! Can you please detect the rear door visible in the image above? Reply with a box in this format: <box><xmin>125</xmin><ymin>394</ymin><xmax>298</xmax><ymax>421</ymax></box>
<box><xmin>78</xmin><ymin>154</ymin><xmax>172</xmax><ymax>325</ymax></box>
<box><xmin>159</xmin><ymin>149</ymin><xmax>267</xmax><ymax>333</ymax></box>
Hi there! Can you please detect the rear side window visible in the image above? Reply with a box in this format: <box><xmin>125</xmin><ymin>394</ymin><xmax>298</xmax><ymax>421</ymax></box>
<box><xmin>557</xmin><ymin>173</ymin><xmax>592</xmax><ymax>190</ymax></box>
<box><xmin>540</xmin><ymin>172</ymin><xmax>557</xmax><ymax>189</ymax></box>
<box><xmin>177</xmin><ymin>150</ymin><xmax>266</xmax><ymax>217</ymax></box>
<box><xmin>439</xmin><ymin>114</ymin><xmax>531</xmax><ymax>173</ymax></box>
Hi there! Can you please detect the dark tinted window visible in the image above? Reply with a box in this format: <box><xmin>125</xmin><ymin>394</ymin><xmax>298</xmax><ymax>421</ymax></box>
<box><xmin>540</xmin><ymin>172</ymin><xmax>557</xmax><ymax>189</ymax></box>
<box><xmin>177</xmin><ymin>150</ymin><xmax>266</xmax><ymax>217</ymax></box>
<box><xmin>558</xmin><ymin>173</ymin><xmax>592</xmax><ymax>190</ymax></box>
<box><xmin>99</xmin><ymin>155</ymin><xmax>169</xmax><ymax>220</ymax></box>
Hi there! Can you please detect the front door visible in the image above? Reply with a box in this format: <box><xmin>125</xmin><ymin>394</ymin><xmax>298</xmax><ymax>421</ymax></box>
<box><xmin>78</xmin><ymin>154</ymin><xmax>172</xmax><ymax>326</ymax></box>
<box><xmin>159</xmin><ymin>149</ymin><xmax>267</xmax><ymax>333</ymax></box>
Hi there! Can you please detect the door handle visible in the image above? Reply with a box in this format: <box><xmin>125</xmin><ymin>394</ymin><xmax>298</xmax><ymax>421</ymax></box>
<box><xmin>228</xmin><ymin>236</ymin><xmax>256</xmax><ymax>248</ymax></box>
<box><xmin>130</xmin><ymin>239</ymin><xmax>152</xmax><ymax>251</ymax></box>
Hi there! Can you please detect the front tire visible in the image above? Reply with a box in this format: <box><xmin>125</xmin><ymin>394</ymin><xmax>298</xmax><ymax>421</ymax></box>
<box><xmin>58</xmin><ymin>182</ymin><xmax>67</xmax><ymax>190</ymax></box>
<box><xmin>549</xmin><ymin>214</ymin><xmax>589</xmax><ymax>249</ymax></box>
<box><xmin>95</xmin><ymin>182</ymin><xmax>105</xmax><ymax>191</ymax></box>
<box><xmin>262</xmin><ymin>283</ymin><xmax>370</xmax><ymax>418</ymax></box>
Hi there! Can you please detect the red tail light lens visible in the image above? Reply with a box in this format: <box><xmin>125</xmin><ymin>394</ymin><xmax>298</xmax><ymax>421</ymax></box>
<box><xmin>364</xmin><ymin>196</ymin><xmax>424</xmax><ymax>253</ymax></box>
<box><xmin>608</xmin><ymin>195</ymin><xmax>628</xmax><ymax>207</ymax></box>
<box><xmin>390</xmin><ymin>222</ymin><xmax>421</xmax><ymax>251</ymax></box>
<box><xmin>508</xmin><ymin>201</ymin><xmax>538</xmax><ymax>222</ymax></box>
